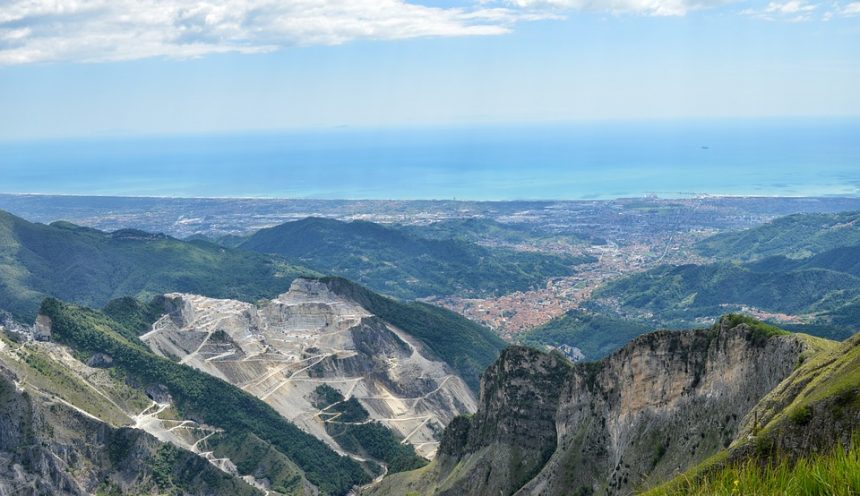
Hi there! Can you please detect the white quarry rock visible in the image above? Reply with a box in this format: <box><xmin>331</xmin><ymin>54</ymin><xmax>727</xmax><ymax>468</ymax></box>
<box><xmin>141</xmin><ymin>278</ymin><xmax>476</xmax><ymax>459</ymax></box>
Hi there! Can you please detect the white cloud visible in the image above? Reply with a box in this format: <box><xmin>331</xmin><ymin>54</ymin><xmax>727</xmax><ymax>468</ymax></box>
<box><xmin>741</xmin><ymin>0</ymin><xmax>818</xmax><ymax>19</ymax></box>
<box><xmin>842</xmin><ymin>1</ymin><xmax>860</xmax><ymax>14</ymax></box>
<box><xmin>2</xmin><ymin>0</ymin><xmax>854</xmax><ymax>65</ymax></box>
<box><xmin>494</xmin><ymin>0</ymin><xmax>730</xmax><ymax>16</ymax></box>
<box><xmin>0</xmin><ymin>0</ymin><xmax>534</xmax><ymax>65</ymax></box>
<box><xmin>763</xmin><ymin>0</ymin><xmax>817</xmax><ymax>13</ymax></box>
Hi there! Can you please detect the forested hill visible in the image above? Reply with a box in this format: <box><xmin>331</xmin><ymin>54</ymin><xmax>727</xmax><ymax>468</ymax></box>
<box><xmin>237</xmin><ymin>217</ymin><xmax>591</xmax><ymax>300</ymax></box>
<box><xmin>696</xmin><ymin>210</ymin><xmax>860</xmax><ymax>261</ymax></box>
<box><xmin>592</xmin><ymin>244</ymin><xmax>860</xmax><ymax>340</ymax></box>
<box><xmin>0</xmin><ymin>209</ymin><xmax>312</xmax><ymax>320</ymax></box>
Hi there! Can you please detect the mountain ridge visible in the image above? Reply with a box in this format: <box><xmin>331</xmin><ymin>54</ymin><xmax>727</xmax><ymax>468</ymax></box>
<box><xmin>0</xmin><ymin>209</ymin><xmax>314</xmax><ymax>321</ymax></box>
<box><xmin>368</xmin><ymin>318</ymin><xmax>830</xmax><ymax>495</ymax></box>
<box><xmin>237</xmin><ymin>217</ymin><xmax>589</xmax><ymax>300</ymax></box>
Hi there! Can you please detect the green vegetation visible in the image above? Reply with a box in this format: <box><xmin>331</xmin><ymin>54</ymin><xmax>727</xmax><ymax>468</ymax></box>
<box><xmin>0</xmin><ymin>209</ymin><xmax>313</xmax><ymax>321</ymax></box>
<box><xmin>314</xmin><ymin>385</ymin><xmax>369</xmax><ymax>424</ymax></box>
<box><xmin>313</xmin><ymin>385</ymin><xmax>428</xmax><ymax>474</ymax></box>
<box><xmin>319</xmin><ymin>277</ymin><xmax>506</xmax><ymax>391</ymax></box>
<box><xmin>592</xmin><ymin>211</ymin><xmax>860</xmax><ymax>340</ymax></box>
<box><xmin>643</xmin><ymin>437</ymin><xmax>860</xmax><ymax>496</ymax></box>
<box><xmin>592</xmin><ymin>258</ymin><xmax>860</xmax><ymax>340</ymax></box>
<box><xmin>696</xmin><ymin>210</ymin><xmax>860</xmax><ymax>261</ymax></box>
<box><xmin>238</xmin><ymin>217</ymin><xmax>590</xmax><ymax>300</ymax></box>
<box><xmin>396</xmin><ymin>217</ymin><xmax>594</xmax><ymax>246</ymax></box>
<box><xmin>102</xmin><ymin>296</ymin><xmax>168</xmax><ymax>335</ymax></box>
<box><xmin>716</xmin><ymin>314</ymin><xmax>789</xmax><ymax>345</ymax></box>
<box><xmin>597</xmin><ymin>261</ymin><xmax>860</xmax><ymax>319</ymax></box>
<box><xmin>519</xmin><ymin>310</ymin><xmax>652</xmax><ymax>360</ymax></box>
<box><xmin>41</xmin><ymin>298</ymin><xmax>370</xmax><ymax>495</ymax></box>
<box><xmin>212</xmin><ymin>432</ymin><xmax>309</xmax><ymax>495</ymax></box>
<box><xmin>751</xmin><ymin>333</ymin><xmax>860</xmax><ymax>440</ymax></box>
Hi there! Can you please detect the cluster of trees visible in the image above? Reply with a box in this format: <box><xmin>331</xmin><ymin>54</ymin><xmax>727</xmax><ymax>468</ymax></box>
<box><xmin>313</xmin><ymin>385</ymin><xmax>427</xmax><ymax>474</ymax></box>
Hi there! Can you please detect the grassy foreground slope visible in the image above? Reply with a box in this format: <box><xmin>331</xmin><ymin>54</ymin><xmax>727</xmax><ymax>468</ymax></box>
<box><xmin>0</xmin><ymin>209</ymin><xmax>312</xmax><ymax>321</ymax></box>
<box><xmin>644</xmin><ymin>331</ymin><xmax>860</xmax><ymax>495</ymax></box>
<box><xmin>239</xmin><ymin>217</ymin><xmax>588</xmax><ymax>299</ymax></box>
<box><xmin>40</xmin><ymin>298</ymin><xmax>371</xmax><ymax>495</ymax></box>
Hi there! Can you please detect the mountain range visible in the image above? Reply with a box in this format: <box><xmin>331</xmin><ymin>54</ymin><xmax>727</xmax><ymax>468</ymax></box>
<box><xmin>1</xmin><ymin>207</ymin><xmax>859</xmax><ymax>495</ymax></box>
<box><xmin>522</xmin><ymin>210</ymin><xmax>860</xmax><ymax>364</ymax></box>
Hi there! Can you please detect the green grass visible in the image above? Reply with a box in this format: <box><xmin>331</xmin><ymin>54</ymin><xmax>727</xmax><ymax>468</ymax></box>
<box><xmin>730</xmin><ymin>332</ymin><xmax>858</xmax><ymax>445</ymax></box>
<box><xmin>642</xmin><ymin>331</ymin><xmax>858</xmax><ymax>496</ymax></box>
<box><xmin>644</xmin><ymin>437</ymin><xmax>860</xmax><ymax>496</ymax></box>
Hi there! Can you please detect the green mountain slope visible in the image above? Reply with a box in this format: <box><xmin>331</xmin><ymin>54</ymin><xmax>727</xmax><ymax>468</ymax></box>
<box><xmin>39</xmin><ymin>298</ymin><xmax>372</xmax><ymax>495</ymax></box>
<box><xmin>596</xmin><ymin>261</ymin><xmax>860</xmax><ymax>318</ymax></box>
<box><xmin>519</xmin><ymin>309</ymin><xmax>652</xmax><ymax>360</ymax></box>
<box><xmin>0</xmin><ymin>209</ymin><xmax>313</xmax><ymax>321</ymax></box>
<box><xmin>395</xmin><ymin>217</ymin><xmax>595</xmax><ymax>246</ymax></box>
<box><xmin>238</xmin><ymin>217</ymin><xmax>587</xmax><ymax>299</ymax></box>
<box><xmin>696</xmin><ymin>210</ymin><xmax>860</xmax><ymax>261</ymax></box>
<box><xmin>591</xmin><ymin>247</ymin><xmax>860</xmax><ymax>339</ymax></box>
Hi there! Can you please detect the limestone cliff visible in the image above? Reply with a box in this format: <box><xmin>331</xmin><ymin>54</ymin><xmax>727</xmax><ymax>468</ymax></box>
<box><xmin>369</xmin><ymin>319</ymin><xmax>819</xmax><ymax>496</ymax></box>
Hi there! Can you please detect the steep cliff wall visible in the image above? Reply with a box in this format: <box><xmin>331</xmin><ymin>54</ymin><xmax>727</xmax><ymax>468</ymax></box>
<box><xmin>370</xmin><ymin>320</ymin><xmax>819</xmax><ymax>496</ymax></box>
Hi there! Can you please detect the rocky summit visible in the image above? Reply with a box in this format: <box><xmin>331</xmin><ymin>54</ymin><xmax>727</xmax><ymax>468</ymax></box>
<box><xmin>369</xmin><ymin>319</ymin><xmax>826</xmax><ymax>495</ymax></box>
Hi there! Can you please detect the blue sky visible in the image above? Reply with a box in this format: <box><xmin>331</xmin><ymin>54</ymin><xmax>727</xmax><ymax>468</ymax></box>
<box><xmin>0</xmin><ymin>0</ymin><xmax>858</xmax><ymax>140</ymax></box>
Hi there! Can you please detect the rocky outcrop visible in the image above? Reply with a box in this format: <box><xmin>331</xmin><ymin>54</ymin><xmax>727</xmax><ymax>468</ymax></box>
<box><xmin>369</xmin><ymin>321</ymin><xmax>814</xmax><ymax>496</ymax></box>
<box><xmin>0</xmin><ymin>363</ymin><xmax>260</xmax><ymax>495</ymax></box>
<box><xmin>727</xmin><ymin>333</ymin><xmax>860</xmax><ymax>465</ymax></box>
<box><xmin>140</xmin><ymin>278</ymin><xmax>477</xmax><ymax>459</ymax></box>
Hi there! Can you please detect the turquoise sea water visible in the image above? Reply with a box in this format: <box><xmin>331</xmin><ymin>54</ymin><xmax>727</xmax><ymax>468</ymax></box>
<box><xmin>1</xmin><ymin>119</ymin><xmax>858</xmax><ymax>200</ymax></box>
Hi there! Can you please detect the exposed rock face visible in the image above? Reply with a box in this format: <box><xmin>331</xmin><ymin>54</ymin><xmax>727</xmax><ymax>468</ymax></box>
<box><xmin>141</xmin><ymin>278</ymin><xmax>477</xmax><ymax>459</ymax></box>
<box><xmin>1</xmin><ymin>325</ymin><xmax>317</xmax><ymax>496</ymax></box>
<box><xmin>728</xmin><ymin>333</ymin><xmax>860</xmax><ymax>465</ymax></box>
<box><xmin>370</xmin><ymin>322</ymin><xmax>811</xmax><ymax>496</ymax></box>
<box><xmin>0</xmin><ymin>360</ymin><xmax>260</xmax><ymax>495</ymax></box>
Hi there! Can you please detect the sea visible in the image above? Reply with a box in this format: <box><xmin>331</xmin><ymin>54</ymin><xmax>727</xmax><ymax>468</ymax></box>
<box><xmin>1</xmin><ymin>119</ymin><xmax>858</xmax><ymax>200</ymax></box>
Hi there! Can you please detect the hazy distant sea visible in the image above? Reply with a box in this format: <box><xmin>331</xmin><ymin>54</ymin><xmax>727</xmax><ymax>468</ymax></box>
<box><xmin>1</xmin><ymin>119</ymin><xmax>858</xmax><ymax>200</ymax></box>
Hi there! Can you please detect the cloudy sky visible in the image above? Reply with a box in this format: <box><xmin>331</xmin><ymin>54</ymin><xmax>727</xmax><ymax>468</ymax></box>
<box><xmin>0</xmin><ymin>0</ymin><xmax>858</xmax><ymax>139</ymax></box>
